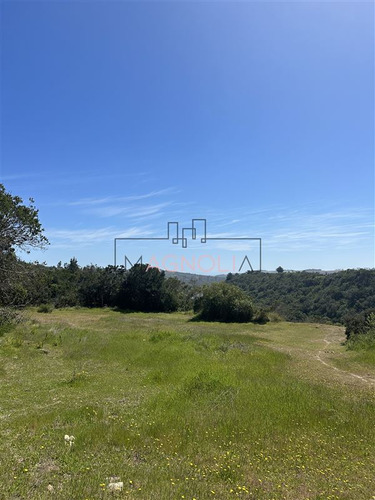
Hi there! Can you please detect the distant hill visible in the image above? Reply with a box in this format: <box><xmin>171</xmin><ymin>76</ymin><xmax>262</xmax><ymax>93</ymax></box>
<box><xmin>227</xmin><ymin>268</ymin><xmax>375</xmax><ymax>324</ymax></box>
<box><xmin>164</xmin><ymin>268</ymin><xmax>345</xmax><ymax>283</ymax></box>
<box><xmin>165</xmin><ymin>270</ymin><xmax>226</xmax><ymax>285</ymax></box>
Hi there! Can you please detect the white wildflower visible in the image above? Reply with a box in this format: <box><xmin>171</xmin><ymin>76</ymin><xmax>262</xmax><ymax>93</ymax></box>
<box><xmin>108</xmin><ymin>481</ymin><xmax>123</xmax><ymax>491</ymax></box>
<box><xmin>64</xmin><ymin>435</ymin><xmax>75</xmax><ymax>446</ymax></box>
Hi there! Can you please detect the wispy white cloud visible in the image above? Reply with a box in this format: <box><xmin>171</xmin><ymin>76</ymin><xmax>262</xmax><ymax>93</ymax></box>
<box><xmin>85</xmin><ymin>201</ymin><xmax>172</xmax><ymax>218</ymax></box>
<box><xmin>69</xmin><ymin>188</ymin><xmax>178</xmax><ymax>206</ymax></box>
<box><xmin>261</xmin><ymin>208</ymin><xmax>373</xmax><ymax>251</ymax></box>
<box><xmin>192</xmin><ymin>205</ymin><xmax>373</xmax><ymax>258</ymax></box>
<box><xmin>47</xmin><ymin>226</ymin><xmax>154</xmax><ymax>247</ymax></box>
<box><xmin>60</xmin><ymin>187</ymin><xmax>179</xmax><ymax>223</ymax></box>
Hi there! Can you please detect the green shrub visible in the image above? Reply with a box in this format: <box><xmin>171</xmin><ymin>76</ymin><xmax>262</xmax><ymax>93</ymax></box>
<box><xmin>253</xmin><ymin>309</ymin><xmax>270</xmax><ymax>324</ymax></box>
<box><xmin>345</xmin><ymin>310</ymin><xmax>375</xmax><ymax>349</ymax></box>
<box><xmin>193</xmin><ymin>282</ymin><xmax>254</xmax><ymax>323</ymax></box>
<box><xmin>37</xmin><ymin>303</ymin><xmax>54</xmax><ymax>313</ymax></box>
<box><xmin>347</xmin><ymin>332</ymin><xmax>375</xmax><ymax>351</ymax></box>
<box><xmin>345</xmin><ymin>309</ymin><xmax>375</xmax><ymax>339</ymax></box>
<box><xmin>268</xmin><ymin>311</ymin><xmax>284</xmax><ymax>323</ymax></box>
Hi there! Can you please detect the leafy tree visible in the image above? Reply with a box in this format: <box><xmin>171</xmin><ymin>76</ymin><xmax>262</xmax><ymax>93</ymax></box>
<box><xmin>0</xmin><ymin>184</ymin><xmax>48</xmax><ymax>306</ymax></box>
<box><xmin>276</xmin><ymin>266</ymin><xmax>284</xmax><ymax>273</ymax></box>
<box><xmin>161</xmin><ymin>277</ymin><xmax>184</xmax><ymax>312</ymax></box>
<box><xmin>79</xmin><ymin>265</ymin><xmax>125</xmax><ymax>307</ymax></box>
<box><xmin>0</xmin><ymin>184</ymin><xmax>48</xmax><ymax>254</ymax></box>
<box><xmin>66</xmin><ymin>257</ymin><xmax>79</xmax><ymax>272</ymax></box>
<box><xmin>118</xmin><ymin>264</ymin><xmax>165</xmax><ymax>312</ymax></box>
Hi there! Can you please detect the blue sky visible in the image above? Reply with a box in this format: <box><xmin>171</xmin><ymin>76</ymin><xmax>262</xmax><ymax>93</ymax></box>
<box><xmin>1</xmin><ymin>1</ymin><xmax>374</xmax><ymax>272</ymax></box>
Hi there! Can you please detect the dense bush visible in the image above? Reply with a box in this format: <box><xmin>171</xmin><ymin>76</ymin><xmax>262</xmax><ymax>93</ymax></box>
<box><xmin>345</xmin><ymin>310</ymin><xmax>375</xmax><ymax>349</ymax></box>
<box><xmin>161</xmin><ymin>277</ymin><xmax>192</xmax><ymax>312</ymax></box>
<box><xmin>193</xmin><ymin>282</ymin><xmax>255</xmax><ymax>322</ymax></box>
<box><xmin>0</xmin><ymin>307</ymin><xmax>23</xmax><ymax>336</ymax></box>
<box><xmin>37</xmin><ymin>304</ymin><xmax>54</xmax><ymax>313</ymax></box>
<box><xmin>253</xmin><ymin>309</ymin><xmax>270</xmax><ymax>324</ymax></box>
<box><xmin>346</xmin><ymin>332</ymin><xmax>375</xmax><ymax>350</ymax></box>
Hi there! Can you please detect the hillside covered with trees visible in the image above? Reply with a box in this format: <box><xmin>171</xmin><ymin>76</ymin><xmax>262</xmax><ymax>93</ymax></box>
<box><xmin>227</xmin><ymin>269</ymin><xmax>375</xmax><ymax>324</ymax></box>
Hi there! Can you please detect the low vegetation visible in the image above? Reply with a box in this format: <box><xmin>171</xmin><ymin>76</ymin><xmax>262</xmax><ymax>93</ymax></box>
<box><xmin>1</xmin><ymin>309</ymin><xmax>375</xmax><ymax>499</ymax></box>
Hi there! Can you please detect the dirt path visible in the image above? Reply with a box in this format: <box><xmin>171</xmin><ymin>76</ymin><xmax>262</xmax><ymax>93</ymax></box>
<box><xmin>255</xmin><ymin>323</ymin><xmax>375</xmax><ymax>390</ymax></box>
<box><xmin>315</xmin><ymin>327</ymin><xmax>375</xmax><ymax>386</ymax></box>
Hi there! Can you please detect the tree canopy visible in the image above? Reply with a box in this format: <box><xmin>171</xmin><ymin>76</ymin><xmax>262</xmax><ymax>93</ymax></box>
<box><xmin>0</xmin><ymin>184</ymin><xmax>48</xmax><ymax>255</ymax></box>
<box><xmin>0</xmin><ymin>184</ymin><xmax>48</xmax><ymax>306</ymax></box>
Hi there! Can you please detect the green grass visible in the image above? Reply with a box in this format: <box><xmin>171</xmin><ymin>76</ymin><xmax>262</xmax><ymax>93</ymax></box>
<box><xmin>334</xmin><ymin>346</ymin><xmax>375</xmax><ymax>372</ymax></box>
<box><xmin>0</xmin><ymin>308</ymin><xmax>375</xmax><ymax>499</ymax></box>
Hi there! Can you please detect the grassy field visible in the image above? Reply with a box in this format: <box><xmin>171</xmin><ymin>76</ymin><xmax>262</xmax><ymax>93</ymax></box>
<box><xmin>1</xmin><ymin>309</ymin><xmax>375</xmax><ymax>500</ymax></box>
